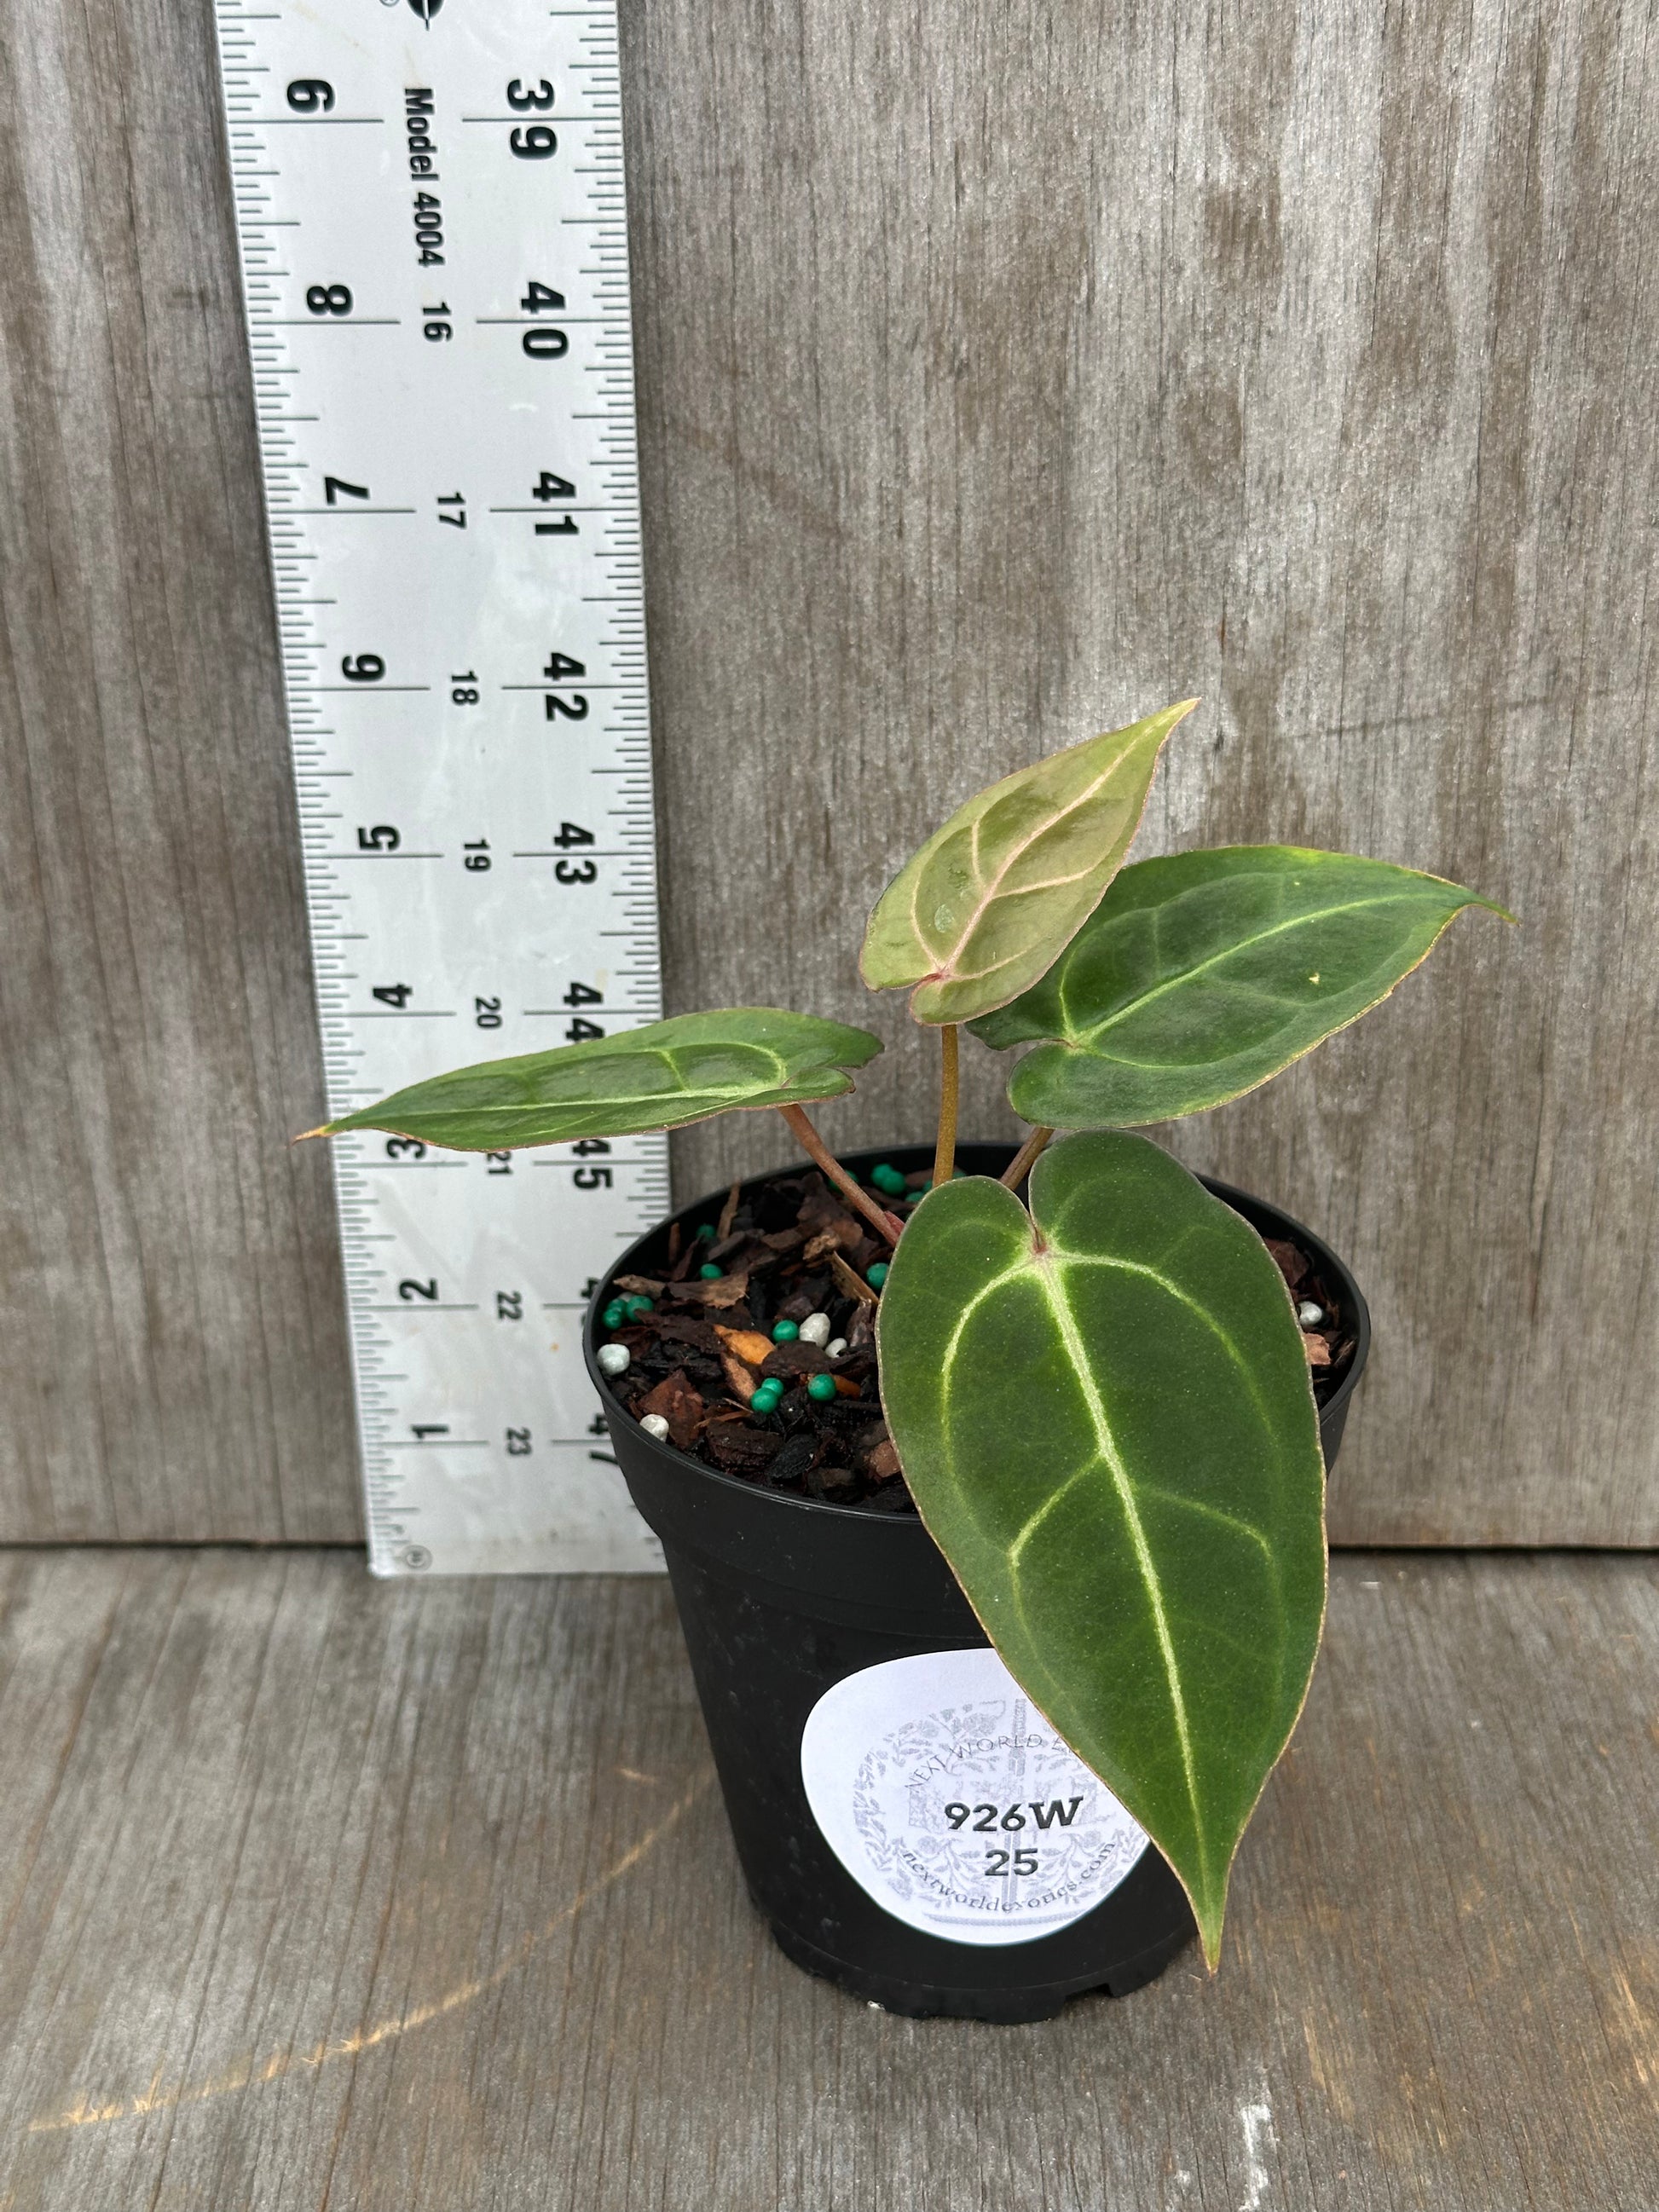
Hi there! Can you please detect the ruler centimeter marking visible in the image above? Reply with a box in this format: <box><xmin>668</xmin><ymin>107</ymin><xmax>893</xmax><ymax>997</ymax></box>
<box><xmin>212</xmin><ymin>0</ymin><xmax>668</xmax><ymax>1576</ymax></box>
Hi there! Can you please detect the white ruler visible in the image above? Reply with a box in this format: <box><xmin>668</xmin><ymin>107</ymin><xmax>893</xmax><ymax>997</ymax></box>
<box><xmin>213</xmin><ymin>0</ymin><xmax>668</xmax><ymax>1575</ymax></box>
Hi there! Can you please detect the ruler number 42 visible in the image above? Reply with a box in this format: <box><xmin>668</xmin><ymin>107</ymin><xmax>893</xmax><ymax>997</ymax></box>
<box><xmin>542</xmin><ymin>650</ymin><xmax>587</xmax><ymax>729</ymax></box>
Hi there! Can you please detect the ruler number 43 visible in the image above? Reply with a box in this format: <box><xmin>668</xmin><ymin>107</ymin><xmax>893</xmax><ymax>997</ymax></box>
<box><xmin>552</xmin><ymin>817</ymin><xmax>597</xmax><ymax>887</ymax></box>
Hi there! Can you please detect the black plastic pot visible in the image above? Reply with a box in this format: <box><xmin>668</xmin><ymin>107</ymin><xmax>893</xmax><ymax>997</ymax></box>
<box><xmin>585</xmin><ymin>1141</ymin><xmax>1370</xmax><ymax>2022</ymax></box>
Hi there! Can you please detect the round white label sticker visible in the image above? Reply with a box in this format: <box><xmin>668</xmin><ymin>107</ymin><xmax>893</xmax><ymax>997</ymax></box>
<box><xmin>799</xmin><ymin>1647</ymin><xmax>1149</xmax><ymax>1947</ymax></box>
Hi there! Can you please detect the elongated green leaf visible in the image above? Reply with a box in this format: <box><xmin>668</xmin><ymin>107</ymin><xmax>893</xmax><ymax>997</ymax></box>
<box><xmin>970</xmin><ymin>846</ymin><xmax>1512</xmax><ymax>1127</ymax></box>
<box><xmin>308</xmin><ymin>1009</ymin><xmax>883</xmax><ymax>1150</ymax></box>
<box><xmin>877</xmin><ymin>1132</ymin><xmax>1325</xmax><ymax>1966</ymax></box>
<box><xmin>859</xmin><ymin>702</ymin><xmax>1196</xmax><ymax>1025</ymax></box>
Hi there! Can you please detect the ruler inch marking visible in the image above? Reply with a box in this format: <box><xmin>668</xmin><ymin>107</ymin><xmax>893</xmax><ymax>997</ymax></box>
<box><xmin>212</xmin><ymin>0</ymin><xmax>666</xmax><ymax>1579</ymax></box>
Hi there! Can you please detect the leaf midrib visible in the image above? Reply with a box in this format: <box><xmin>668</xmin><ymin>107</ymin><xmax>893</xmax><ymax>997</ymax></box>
<box><xmin>1032</xmin><ymin>1258</ymin><xmax>1207</xmax><ymax>1885</ymax></box>
<box><xmin>911</xmin><ymin>742</ymin><xmax>1145</xmax><ymax>972</ymax></box>
<box><xmin>352</xmin><ymin>1042</ymin><xmax>809</xmax><ymax>1123</ymax></box>
<box><xmin>938</xmin><ymin>1236</ymin><xmax>1280</xmax><ymax>1551</ymax></box>
<box><xmin>1055</xmin><ymin>891</ymin><xmax>1431</xmax><ymax>1047</ymax></box>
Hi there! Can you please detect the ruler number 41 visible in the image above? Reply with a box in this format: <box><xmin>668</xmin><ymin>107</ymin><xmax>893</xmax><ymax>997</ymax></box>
<box><xmin>534</xmin><ymin>468</ymin><xmax>576</xmax><ymax>537</ymax></box>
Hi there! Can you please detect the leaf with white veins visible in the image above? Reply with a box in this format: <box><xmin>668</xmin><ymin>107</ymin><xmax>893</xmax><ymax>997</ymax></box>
<box><xmin>859</xmin><ymin>702</ymin><xmax>1196</xmax><ymax>1025</ymax></box>
<box><xmin>971</xmin><ymin>846</ymin><xmax>1512</xmax><ymax>1127</ymax></box>
<box><xmin>877</xmin><ymin>1131</ymin><xmax>1326</xmax><ymax>1967</ymax></box>
<box><xmin>305</xmin><ymin>1009</ymin><xmax>883</xmax><ymax>1149</ymax></box>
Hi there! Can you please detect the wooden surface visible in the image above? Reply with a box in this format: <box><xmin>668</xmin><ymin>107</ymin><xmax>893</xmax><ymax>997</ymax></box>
<box><xmin>0</xmin><ymin>1547</ymin><xmax>1651</xmax><ymax>2209</ymax></box>
<box><xmin>3</xmin><ymin>0</ymin><xmax>1656</xmax><ymax>1541</ymax></box>
<box><xmin>0</xmin><ymin>0</ymin><xmax>356</xmax><ymax>1539</ymax></box>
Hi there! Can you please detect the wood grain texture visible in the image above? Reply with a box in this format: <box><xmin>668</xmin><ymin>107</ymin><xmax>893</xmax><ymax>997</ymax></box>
<box><xmin>0</xmin><ymin>0</ymin><xmax>358</xmax><ymax>1539</ymax></box>
<box><xmin>0</xmin><ymin>1548</ymin><xmax>1653</xmax><ymax>2209</ymax></box>
<box><xmin>3</xmin><ymin>0</ymin><xmax>1655</xmax><ymax>1540</ymax></box>
<box><xmin>623</xmin><ymin>0</ymin><xmax>1659</xmax><ymax>1545</ymax></box>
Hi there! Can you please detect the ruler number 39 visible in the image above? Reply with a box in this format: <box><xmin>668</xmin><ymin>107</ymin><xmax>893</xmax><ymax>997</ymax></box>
<box><xmin>506</xmin><ymin>77</ymin><xmax>557</xmax><ymax>164</ymax></box>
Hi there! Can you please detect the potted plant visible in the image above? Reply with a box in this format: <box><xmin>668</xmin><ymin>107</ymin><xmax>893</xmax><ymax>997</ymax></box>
<box><xmin>308</xmin><ymin>701</ymin><xmax>1508</xmax><ymax>2020</ymax></box>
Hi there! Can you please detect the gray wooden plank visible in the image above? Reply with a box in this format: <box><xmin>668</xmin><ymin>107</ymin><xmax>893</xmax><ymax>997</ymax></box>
<box><xmin>0</xmin><ymin>1548</ymin><xmax>1652</xmax><ymax>2209</ymax></box>
<box><xmin>0</xmin><ymin>0</ymin><xmax>358</xmax><ymax>1539</ymax></box>
<box><xmin>622</xmin><ymin>0</ymin><xmax>1659</xmax><ymax>1546</ymax></box>
<box><xmin>3</xmin><ymin>0</ymin><xmax>1656</xmax><ymax>1542</ymax></box>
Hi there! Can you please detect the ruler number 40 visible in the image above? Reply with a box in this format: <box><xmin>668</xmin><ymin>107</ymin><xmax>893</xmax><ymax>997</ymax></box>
<box><xmin>522</xmin><ymin>280</ymin><xmax>568</xmax><ymax>362</ymax></box>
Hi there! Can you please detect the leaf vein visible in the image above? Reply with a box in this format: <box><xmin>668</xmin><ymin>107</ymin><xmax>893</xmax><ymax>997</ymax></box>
<box><xmin>919</xmin><ymin>754</ymin><xmax>1145</xmax><ymax>980</ymax></box>
<box><xmin>1048</xmin><ymin>1250</ymin><xmax>1281</xmax><ymax>1441</ymax></box>
<box><xmin>1068</xmin><ymin>894</ymin><xmax>1435</xmax><ymax>1046</ymax></box>
<box><xmin>1032</xmin><ymin>1264</ymin><xmax>1207</xmax><ymax>1887</ymax></box>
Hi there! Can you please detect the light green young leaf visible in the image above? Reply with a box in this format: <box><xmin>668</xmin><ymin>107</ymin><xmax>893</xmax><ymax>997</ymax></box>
<box><xmin>877</xmin><ymin>1131</ymin><xmax>1326</xmax><ymax>1967</ymax></box>
<box><xmin>859</xmin><ymin>702</ymin><xmax>1196</xmax><ymax>1025</ymax></box>
<box><xmin>970</xmin><ymin>846</ymin><xmax>1512</xmax><ymax>1127</ymax></box>
<box><xmin>305</xmin><ymin>1009</ymin><xmax>883</xmax><ymax>1150</ymax></box>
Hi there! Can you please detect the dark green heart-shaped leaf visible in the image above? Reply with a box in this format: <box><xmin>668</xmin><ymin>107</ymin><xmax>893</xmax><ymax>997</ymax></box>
<box><xmin>307</xmin><ymin>1009</ymin><xmax>883</xmax><ymax>1150</ymax></box>
<box><xmin>877</xmin><ymin>1131</ymin><xmax>1325</xmax><ymax>1966</ymax></box>
<box><xmin>970</xmin><ymin>846</ymin><xmax>1512</xmax><ymax>1126</ymax></box>
<box><xmin>858</xmin><ymin>702</ymin><xmax>1196</xmax><ymax>1025</ymax></box>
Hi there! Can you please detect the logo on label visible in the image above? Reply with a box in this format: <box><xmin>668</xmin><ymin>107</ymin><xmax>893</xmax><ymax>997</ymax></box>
<box><xmin>800</xmin><ymin>1648</ymin><xmax>1149</xmax><ymax>1947</ymax></box>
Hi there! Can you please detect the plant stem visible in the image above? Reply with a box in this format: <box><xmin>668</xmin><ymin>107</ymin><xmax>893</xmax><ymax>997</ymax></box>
<box><xmin>1000</xmin><ymin>1124</ymin><xmax>1055</xmax><ymax>1189</ymax></box>
<box><xmin>776</xmin><ymin>1105</ymin><xmax>902</xmax><ymax>1247</ymax></box>
<box><xmin>933</xmin><ymin>1025</ymin><xmax>959</xmax><ymax>1191</ymax></box>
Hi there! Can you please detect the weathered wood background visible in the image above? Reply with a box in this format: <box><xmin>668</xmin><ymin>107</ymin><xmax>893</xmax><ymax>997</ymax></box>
<box><xmin>2</xmin><ymin>0</ymin><xmax>1654</xmax><ymax>1544</ymax></box>
<box><xmin>2</xmin><ymin>1549</ymin><xmax>1654</xmax><ymax>2209</ymax></box>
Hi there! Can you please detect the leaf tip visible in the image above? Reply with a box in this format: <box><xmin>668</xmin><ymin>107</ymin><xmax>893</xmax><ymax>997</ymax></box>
<box><xmin>1146</xmin><ymin>696</ymin><xmax>1201</xmax><ymax>743</ymax></box>
<box><xmin>292</xmin><ymin>1124</ymin><xmax>332</xmax><ymax>1145</ymax></box>
<box><xmin>1186</xmin><ymin>1876</ymin><xmax>1228</xmax><ymax>1972</ymax></box>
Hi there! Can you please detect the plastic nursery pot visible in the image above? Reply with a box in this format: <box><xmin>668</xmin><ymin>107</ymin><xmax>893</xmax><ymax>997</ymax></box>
<box><xmin>585</xmin><ymin>1141</ymin><xmax>1370</xmax><ymax>2023</ymax></box>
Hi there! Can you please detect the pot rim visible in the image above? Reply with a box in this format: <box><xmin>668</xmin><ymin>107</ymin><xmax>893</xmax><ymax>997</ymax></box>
<box><xmin>584</xmin><ymin>1136</ymin><xmax>1372</xmax><ymax>1530</ymax></box>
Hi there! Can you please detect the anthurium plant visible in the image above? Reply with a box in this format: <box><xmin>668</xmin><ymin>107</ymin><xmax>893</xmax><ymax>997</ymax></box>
<box><xmin>308</xmin><ymin>701</ymin><xmax>1508</xmax><ymax>1965</ymax></box>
